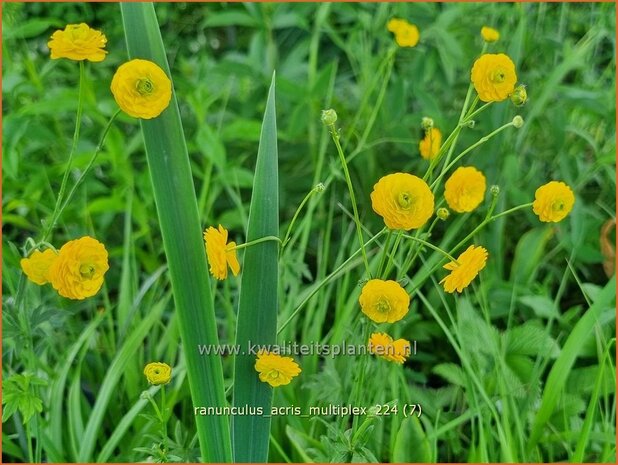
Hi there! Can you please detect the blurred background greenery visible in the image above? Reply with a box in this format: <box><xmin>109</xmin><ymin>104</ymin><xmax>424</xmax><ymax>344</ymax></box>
<box><xmin>2</xmin><ymin>2</ymin><xmax>616</xmax><ymax>463</ymax></box>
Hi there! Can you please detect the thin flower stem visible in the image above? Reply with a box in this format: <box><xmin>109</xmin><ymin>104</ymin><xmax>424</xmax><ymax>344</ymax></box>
<box><xmin>352</xmin><ymin>322</ymin><xmax>371</xmax><ymax>432</ymax></box>
<box><xmin>377</xmin><ymin>229</ymin><xmax>393</xmax><ymax>278</ymax></box>
<box><xmin>430</xmin><ymin>121</ymin><xmax>516</xmax><ymax>191</ymax></box>
<box><xmin>402</xmin><ymin>234</ymin><xmax>458</xmax><ymax>263</ymax></box>
<box><xmin>383</xmin><ymin>230</ymin><xmax>404</xmax><ymax>278</ymax></box>
<box><xmin>41</xmin><ymin>61</ymin><xmax>85</xmax><ymax>242</ymax></box>
<box><xmin>423</xmin><ymin>126</ymin><xmax>462</xmax><ymax>181</ymax></box>
<box><xmin>462</xmin><ymin>101</ymin><xmax>493</xmax><ymax>123</ymax></box>
<box><xmin>328</xmin><ymin>125</ymin><xmax>371</xmax><ymax>276</ymax></box>
<box><xmin>48</xmin><ymin>109</ymin><xmax>121</xmax><ymax>238</ymax></box>
<box><xmin>448</xmin><ymin>202</ymin><xmax>534</xmax><ymax>256</ymax></box>
<box><xmin>232</xmin><ymin>235</ymin><xmax>282</xmax><ymax>251</ymax></box>
<box><xmin>282</xmin><ymin>184</ymin><xmax>322</xmax><ymax>251</ymax></box>
<box><xmin>160</xmin><ymin>385</ymin><xmax>168</xmax><ymax>453</ymax></box>
<box><xmin>277</xmin><ymin>229</ymin><xmax>386</xmax><ymax>334</ymax></box>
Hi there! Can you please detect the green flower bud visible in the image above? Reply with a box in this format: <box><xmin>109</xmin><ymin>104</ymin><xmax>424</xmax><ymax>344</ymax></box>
<box><xmin>321</xmin><ymin>109</ymin><xmax>338</xmax><ymax>126</ymax></box>
<box><xmin>490</xmin><ymin>185</ymin><xmax>500</xmax><ymax>196</ymax></box>
<box><xmin>315</xmin><ymin>182</ymin><xmax>326</xmax><ymax>193</ymax></box>
<box><xmin>437</xmin><ymin>207</ymin><xmax>450</xmax><ymax>220</ymax></box>
<box><xmin>512</xmin><ymin>116</ymin><xmax>524</xmax><ymax>129</ymax></box>
<box><xmin>510</xmin><ymin>85</ymin><xmax>527</xmax><ymax>107</ymax></box>
<box><xmin>421</xmin><ymin>117</ymin><xmax>434</xmax><ymax>130</ymax></box>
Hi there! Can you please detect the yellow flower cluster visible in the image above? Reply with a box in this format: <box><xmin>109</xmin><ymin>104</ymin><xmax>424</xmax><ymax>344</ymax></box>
<box><xmin>370</xmin><ymin>173</ymin><xmax>434</xmax><ymax>231</ymax></box>
<box><xmin>387</xmin><ymin>18</ymin><xmax>420</xmax><ymax>48</ymax></box>
<box><xmin>48</xmin><ymin>23</ymin><xmax>107</xmax><ymax>62</ymax></box>
<box><xmin>444</xmin><ymin>166</ymin><xmax>487</xmax><ymax>213</ymax></box>
<box><xmin>20</xmin><ymin>236</ymin><xmax>109</xmax><ymax>300</ymax></box>
<box><xmin>203</xmin><ymin>225</ymin><xmax>241</xmax><ymax>280</ymax></box>
<box><xmin>255</xmin><ymin>351</ymin><xmax>302</xmax><ymax>387</ymax></box>
<box><xmin>419</xmin><ymin>127</ymin><xmax>442</xmax><ymax>160</ymax></box>
<box><xmin>533</xmin><ymin>181</ymin><xmax>575</xmax><ymax>222</ymax></box>
<box><xmin>368</xmin><ymin>333</ymin><xmax>410</xmax><ymax>364</ymax></box>
<box><xmin>471</xmin><ymin>53</ymin><xmax>517</xmax><ymax>102</ymax></box>
<box><xmin>144</xmin><ymin>362</ymin><xmax>172</xmax><ymax>385</ymax></box>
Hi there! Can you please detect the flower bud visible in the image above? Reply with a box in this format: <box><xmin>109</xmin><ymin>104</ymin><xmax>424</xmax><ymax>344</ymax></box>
<box><xmin>465</xmin><ymin>119</ymin><xmax>476</xmax><ymax>129</ymax></box>
<box><xmin>490</xmin><ymin>185</ymin><xmax>500</xmax><ymax>196</ymax></box>
<box><xmin>512</xmin><ymin>116</ymin><xmax>524</xmax><ymax>128</ymax></box>
<box><xmin>315</xmin><ymin>182</ymin><xmax>326</xmax><ymax>193</ymax></box>
<box><xmin>510</xmin><ymin>85</ymin><xmax>527</xmax><ymax>107</ymax></box>
<box><xmin>437</xmin><ymin>207</ymin><xmax>450</xmax><ymax>220</ymax></box>
<box><xmin>421</xmin><ymin>117</ymin><xmax>434</xmax><ymax>130</ymax></box>
<box><xmin>321</xmin><ymin>109</ymin><xmax>337</xmax><ymax>126</ymax></box>
<box><xmin>481</xmin><ymin>26</ymin><xmax>500</xmax><ymax>43</ymax></box>
<box><xmin>140</xmin><ymin>391</ymin><xmax>152</xmax><ymax>400</ymax></box>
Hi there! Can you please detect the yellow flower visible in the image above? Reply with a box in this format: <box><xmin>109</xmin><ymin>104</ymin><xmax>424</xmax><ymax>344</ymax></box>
<box><xmin>440</xmin><ymin>245</ymin><xmax>488</xmax><ymax>293</ymax></box>
<box><xmin>203</xmin><ymin>225</ymin><xmax>241</xmax><ymax>280</ymax></box>
<box><xmin>368</xmin><ymin>332</ymin><xmax>411</xmax><ymax>364</ymax></box>
<box><xmin>388</xmin><ymin>18</ymin><xmax>419</xmax><ymax>47</ymax></box>
<box><xmin>255</xmin><ymin>351</ymin><xmax>301</xmax><ymax>387</ymax></box>
<box><xmin>532</xmin><ymin>181</ymin><xmax>575</xmax><ymax>223</ymax></box>
<box><xmin>48</xmin><ymin>23</ymin><xmax>107</xmax><ymax>62</ymax></box>
<box><xmin>387</xmin><ymin>18</ymin><xmax>407</xmax><ymax>33</ymax></box>
<box><xmin>143</xmin><ymin>362</ymin><xmax>172</xmax><ymax>385</ymax></box>
<box><xmin>471</xmin><ymin>53</ymin><xmax>517</xmax><ymax>102</ymax></box>
<box><xmin>49</xmin><ymin>236</ymin><xmax>109</xmax><ymax>300</ymax></box>
<box><xmin>481</xmin><ymin>26</ymin><xmax>500</xmax><ymax>43</ymax></box>
<box><xmin>444</xmin><ymin>166</ymin><xmax>487</xmax><ymax>213</ymax></box>
<box><xmin>419</xmin><ymin>127</ymin><xmax>442</xmax><ymax>160</ymax></box>
<box><xmin>371</xmin><ymin>173</ymin><xmax>434</xmax><ymax>230</ymax></box>
<box><xmin>20</xmin><ymin>249</ymin><xmax>58</xmax><ymax>285</ymax></box>
<box><xmin>110</xmin><ymin>59</ymin><xmax>172</xmax><ymax>119</ymax></box>
<box><xmin>359</xmin><ymin>279</ymin><xmax>410</xmax><ymax>323</ymax></box>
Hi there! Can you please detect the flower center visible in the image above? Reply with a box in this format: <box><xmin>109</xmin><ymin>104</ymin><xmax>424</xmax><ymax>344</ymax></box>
<box><xmin>136</xmin><ymin>78</ymin><xmax>155</xmax><ymax>96</ymax></box>
<box><xmin>375</xmin><ymin>298</ymin><xmax>391</xmax><ymax>314</ymax></box>
<box><xmin>397</xmin><ymin>192</ymin><xmax>413</xmax><ymax>209</ymax></box>
<box><xmin>552</xmin><ymin>200</ymin><xmax>565</xmax><ymax>212</ymax></box>
<box><xmin>268</xmin><ymin>370</ymin><xmax>280</xmax><ymax>380</ymax></box>
<box><xmin>490</xmin><ymin>68</ymin><xmax>506</xmax><ymax>83</ymax></box>
<box><xmin>79</xmin><ymin>263</ymin><xmax>96</xmax><ymax>279</ymax></box>
<box><xmin>154</xmin><ymin>369</ymin><xmax>160</xmax><ymax>375</ymax></box>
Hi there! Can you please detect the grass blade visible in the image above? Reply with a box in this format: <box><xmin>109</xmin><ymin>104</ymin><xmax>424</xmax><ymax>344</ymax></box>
<box><xmin>232</xmin><ymin>73</ymin><xmax>279</xmax><ymax>462</ymax></box>
<box><xmin>528</xmin><ymin>275</ymin><xmax>616</xmax><ymax>448</ymax></box>
<box><xmin>119</xmin><ymin>3</ymin><xmax>232</xmax><ymax>462</ymax></box>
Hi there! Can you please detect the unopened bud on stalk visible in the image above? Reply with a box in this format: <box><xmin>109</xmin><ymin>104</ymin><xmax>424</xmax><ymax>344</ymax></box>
<box><xmin>437</xmin><ymin>207</ymin><xmax>450</xmax><ymax>220</ymax></box>
<box><xmin>315</xmin><ymin>182</ymin><xmax>326</xmax><ymax>193</ymax></box>
<box><xmin>465</xmin><ymin>120</ymin><xmax>476</xmax><ymax>129</ymax></box>
<box><xmin>321</xmin><ymin>109</ymin><xmax>338</xmax><ymax>126</ymax></box>
<box><xmin>512</xmin><ymin>115</ymin><xmax>524</xmax><ymax>128</ymax></box>
<box><xmin>140</xmin><ymin>391</ymin><xmax>152</xmax><ymax>401</ymax></box>
<box><xmin>421</xmin><ymin>117</ymin><xmax>434</xmax><ymax>130</ymax></box>
<box><xmin>490</xmin><ymin>185</ymin><xmax>500</xmax><ymax>196</ymax></box>
<box><xmin>510</xmin><ymin>85</ymin><xmax>528</xmax><ymax>107</ymax></box>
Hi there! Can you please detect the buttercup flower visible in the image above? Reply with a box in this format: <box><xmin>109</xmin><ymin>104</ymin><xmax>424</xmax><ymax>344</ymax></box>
<box><xmin>20</xmin><ymin>249</ymin><xmax>58</xmax><ymax>285</ymax></box>
<box><xmin>359</xmin><ymin>279</ymin><xmax>410</xmax><ymax>323</ymax></box>
<box><xmin>144</xmin><ymin>362</ymin><xmax>172</xmax><ymax>385</ymax></box>
<box><xmin>440</xmin><ymin>245</ymin><xmax>488</xmax><ymax>293</ymax></box>
<box><xmin>532</xmin><ymin>181</ymin><xmax>575</xmax><ymax>223</ymax></box>
<box><xmin>471</xmin><ymin>53</ymin><xmax>517</xmax><ymax>102</ymax></box>
<box><xmin>48</xmin><ymin>23</ymin><xmax>107</xmax><ymax>62</ymax></box>
<box><xmin>419</xmin><ymin>127</ymin><xmax>442</xmax><ymax>160</ymax></box>
<box><xmin>49</xmin><ymin>236</ymin><xmax>109</xmax><ymax>300</ymax></box>
<box><xmin>110</xmin><ymin>59</ymin><xmax>172</xmax><ymax>119</ymax></box>
<box><xmin>255</xmin><ymin>351</ymin><xmax>301</xmax><ymax>387</ymax></box>
<box><xmin>481</xmin><ymin>26</ymin><xmax>500</xmax><ymax>43</ymax></box>
<box><xmin>388</xmin><ymin>18</ymin><xmax>419</xmax><ymax>47</ymax></box>
<box><xmin>368</xmin><ymin>333</ymin><xmax>411</xmax><ymax>364</ymax></box>
<box><xmin>204</xmin><ymin>225</ymin><xmax>241</xmax><ymax>280</ymax></box>
<box><xmin>371</xmin><ymin>173</ymin><xmax>434</xmax><ymax>230</ymax></box>
<box><xmin>444</xmin><ymin>166</ymin><xmax>487</xmax><ymax>213</ymax></box>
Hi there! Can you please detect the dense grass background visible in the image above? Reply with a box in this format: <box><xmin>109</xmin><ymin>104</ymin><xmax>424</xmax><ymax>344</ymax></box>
<box><xmin>2</xmin><ymin>2</ymin><xmax>616</xmax><ymax>463</ymax></box>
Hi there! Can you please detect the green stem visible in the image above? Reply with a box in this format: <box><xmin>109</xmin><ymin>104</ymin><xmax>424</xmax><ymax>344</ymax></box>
<box><xmin>328</xmin><ymin>125</ymin><xmax>371</xmax><ymax>276</ymax></box>
<box><xmin>377</xmin><ymin>229</ymin><xmax>393</xmax><ymax>277</ymax></box>
<box><xmin>57</xmin><ymin>110</ymin><xmax>120</xmax><ymax>217</ymax></box>
<box><xmin>232</xmin><ymin>235</ymin><xmax>282</xmax><ymax>251</ymax></box>
<box><xmin>463</xmin><ymin>101</ymin><xmax>493</xmax><ymax>123</ymax></box>
<box><xmin>41</xmin><ymin>61</ymin><xmax>86</xmax><ymax>242</ymax></box>
<box><xmin>431</xmin><ymin>121</ymin><xmax>516</xmax><ymax>191</ymax></box>
<box><xmin>25</xmin><ymin>419</ymin><xmax>34</xmax><ymax>463</ymax></box>
<box><xmin>402</xmin><ymin>233</ymin><xmax>458</xmax><ymax>263</ymax></box>
<box><xmin>352</xmin><ymin>322</ymin><xmax>372</xmax><ymax>432</ymax></box>
<box><xmin>382</xmin><ymin>230</ymin><xmax>403</xmax><ymax>278</ymax></box>
<box><xmin>277</xmin><ymin>229</ymin><xmax>385</xmax><ymax>334</ymax></box>
<box><xmin>282</xmin><ymin>184</ymin><xmax>322</xmax><ymax>251</ymax></box>
<box><xmin>160</xmin><ymin>385</ymin><xmax>168</xmax><ymax>453</ymax></box>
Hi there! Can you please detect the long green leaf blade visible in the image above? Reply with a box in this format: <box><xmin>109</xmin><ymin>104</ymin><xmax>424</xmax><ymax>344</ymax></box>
<box><xmin>119</xmin><ymin>3</ymin><xmax>232</xmax><ymax>462</ymax></box>
<box><xmin>232</xmin><ymin>73</ymin><xmax>279</xmax><ymax>462</ymax></box>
